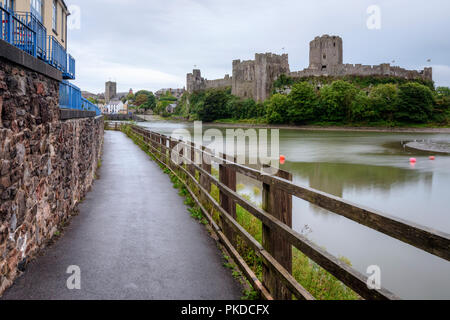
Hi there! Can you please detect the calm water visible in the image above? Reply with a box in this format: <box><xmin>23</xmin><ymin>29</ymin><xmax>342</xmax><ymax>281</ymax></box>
<box><xmin>138</xmin><ymin>121</ymin><xmax>450</xmax><ymax>299</ymax></box>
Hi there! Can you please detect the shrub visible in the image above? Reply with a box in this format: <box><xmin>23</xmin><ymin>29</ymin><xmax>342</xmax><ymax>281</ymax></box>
<box><xmin>265</xmin><ymin>94</ymin><xmax>290</xmax><ymax>124</ymax></box>
<box><xmin>395</xmin><ymin>83</ymin><xmax>434</xmax><ymax>123</ymax></box>
<box><xmin>287</xmin><ymin>82</ymin><xmax>318</xmax><ymax>124</ymax></box>
<box><xmin>369</xmin><ymin>83</ymin><xmax>399</xmax><ymax>122</ymax></box>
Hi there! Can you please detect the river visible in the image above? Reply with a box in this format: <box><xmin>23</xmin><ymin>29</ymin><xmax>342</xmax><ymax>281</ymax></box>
<box><xmin>138</xmin><ymin>120</ymin><xmax>450</xmax><ymax>300</ymax></box>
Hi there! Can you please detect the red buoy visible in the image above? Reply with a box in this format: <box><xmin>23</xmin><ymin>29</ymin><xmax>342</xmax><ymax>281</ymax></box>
<box><xmin>410</xmin><ymin>158</ymin><xmax>417</xmax><ymax>163</ymax></box>
<box><xmin>429</xmin><ymin>156</ymin><xmax>436</xmax><ymax>161</ymax></box>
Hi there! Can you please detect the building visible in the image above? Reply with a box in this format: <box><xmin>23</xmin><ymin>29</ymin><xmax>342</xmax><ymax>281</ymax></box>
<box><xmin>8</xmin><ymin>0</ymin><xmax>70</xmax><ymax>50</ymax></box>
<box><xmin>105</xmin><ymin>81</ymin><xmax>117</xmax><ymax>104</ymax></box>
<box><xmin>104</xmin><ymin>99</ymin><xmax>125</xmax><ymax>114</ymax></box>
<box><xmin>155</xmin><ymin>88</ymin><xmax>185</xmax><ymax>100</ymax></box>
<box><xmin>187</xmin><ymin>35</ymin><xmax>433</xmax><ymax>102</ymax></box>
<box><xmin>165</xmin><ymin>103</ymin><xmax>177</xmax><ymax>114</ymax></box>
<box><xmin>104</xmin><ymin>81</ymin><xmax>129</xmax><ymax>103</ymax></box>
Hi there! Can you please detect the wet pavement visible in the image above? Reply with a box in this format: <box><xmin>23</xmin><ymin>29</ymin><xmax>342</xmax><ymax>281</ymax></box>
<box><xmin>2</xmin><ymin>131</ymin><xmax>242</xmax><ymax>300</ymax></box>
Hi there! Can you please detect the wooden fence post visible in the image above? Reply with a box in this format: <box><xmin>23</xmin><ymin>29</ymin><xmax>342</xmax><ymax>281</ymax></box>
<box><xmin>262</xmin><ymin>169</ymin><xmax>293</xmax><ymax>300</ymax></box>
<box><xmin>189</xmin><ymin>142</ymin><xmax>196</xmax><ymax>178</ymax></box>
<box><xmin>200</xmin><ymin>146</ymin><xmax>212</xmax><ymax>193</ymax></box>
<box><xmin>219</xmin><ymin>154</ymin><xmax>237</xmax><ymax>245</ymax></box>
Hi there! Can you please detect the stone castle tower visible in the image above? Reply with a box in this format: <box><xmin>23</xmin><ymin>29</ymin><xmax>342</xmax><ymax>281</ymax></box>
<box><xmin>105</xmin><ymin>81</ymin><xmax>117</xmax><ymax>104</ymax></box>
<box><xmin>309</xmin><ymin>35</ymin><xmax>343</xmax><ymax>71</ymax></box>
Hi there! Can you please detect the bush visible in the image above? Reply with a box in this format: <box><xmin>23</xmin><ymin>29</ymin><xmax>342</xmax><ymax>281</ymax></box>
<box><xmin>287</xmin><ymin>82</ymin><xmax>318</xmax><ymax>124</ymax></box>
<box><xmin>266</xmin><ymin>94</ymin><xmax>290</xmax><ymax>124</ymax></box>
<box><xmin>368</xmin><ymin>84</ymin><xmax>398</xmax><ymax>122</ymax></box>
<box><xmin>395</xmin><ymin>83</ymin><xmax>434</xmax><ymax>123</ymax></box>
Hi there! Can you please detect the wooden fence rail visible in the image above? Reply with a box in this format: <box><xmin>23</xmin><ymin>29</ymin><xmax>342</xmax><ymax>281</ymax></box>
<box><xmin>110</xmin><ymin>123</ymin><xmax>450</xmax><ymax>300</ymax></box>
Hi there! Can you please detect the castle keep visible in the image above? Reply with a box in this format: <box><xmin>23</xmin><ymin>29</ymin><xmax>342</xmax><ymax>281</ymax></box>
<box><xmin>186</xmin><ymin>35</ymin><xmax>433</xmax><ymax>102</ymax></box>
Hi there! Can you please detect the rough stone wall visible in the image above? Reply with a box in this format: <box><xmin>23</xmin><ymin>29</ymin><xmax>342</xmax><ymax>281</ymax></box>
<box><xmin>0</xmin><ymin>58</ymin><xmax>104</xmax><ymax>295</ymax></box>
<box><xmin>289</xmin><ymin>63</ymin><xmax>432</xmax><ymax>81</ymax></box>
<box><xmin>232</xmin><ymin>59</ymin><xmax>256</xmax><ymax>99</ymax></box>
<box><xmin>105</xmin><ymin>81</ymin><xmax>117</xmax><ymax>104</ymax></box>
<box><xmin>290</xmin><ymin>34</ymin><xmax>432</xmax><ymax>82</ymax></box>
<box><xmin>254</xmin><ymin>53</ymin><xmax>290</xmax><ymax>102</ymax></box>
<box><xmin>186</xmin><ymin>69</ymin><xmax>232</xmax><ymax>93</ymax></box>
<box><xmin>309</xmin><ymin>35</ymin><xmax>343</xmax><ymax>71</ymax></box>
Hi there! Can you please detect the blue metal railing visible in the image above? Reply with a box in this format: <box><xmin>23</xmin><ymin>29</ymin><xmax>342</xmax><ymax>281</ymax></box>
<box><xmin>15</xmin><ymin>11</ymin><xmax>47</xmax><ymax>60</ymax></box>
<box><xmin>48</xmin><ymin>35</ymin><xmax>67</xmax><ymax>72</ymax></box>
<box><xmin>60</xmin><ymin>81</ymin><xmax>101</xmax><ymax>116</ymax></box>
<box><xmin>66</xmin><ymin>54</ymin><xmax>76</xmax><ymax>79</ymax></box>
<box><xmin>0</xmin><ymin>2</ymin><xmax>75</xmax><ymax>79</ymax></box>
<box><xmin>1</xmin><ymin>6</ymin><xmax>36</xmax><ymax>56</ymax></box>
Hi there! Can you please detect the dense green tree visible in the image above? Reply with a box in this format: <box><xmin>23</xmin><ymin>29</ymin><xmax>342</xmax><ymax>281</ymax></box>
<box><xmin>266</xmin><ymin>94</ymin><xmax>289</xmax><ymax>124</ymax></box>
<box><xmin>395</xmin><ymin>83</ymin><xmax>434</xmax><ymax>123</ymax></box>
<box><xmin>350</xmin><ymin>91</ymin><xmax>375</xmax><ymax>122</ymax></box>
<box><xmin>196</xmin><ymin>89</ymin><xmax>230</xmax><ymax>122</ymax></box>
<box><xmin>287</xmin><ymin>82</ymin><xmax>317</xmax><ymax>124</ymax></box>
<box><xmin>369</xmin><ymin>84</ymin><xmax>399</xmax><ymax>121</ymax></box>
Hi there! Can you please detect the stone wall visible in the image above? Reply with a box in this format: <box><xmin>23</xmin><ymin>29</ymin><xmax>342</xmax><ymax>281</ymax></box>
<box><xmin>186</xmin><ymin>69</ymin><xmax>232</xmax><ymax>93</ymax></box>
<box><xmin>289</xmin><ymin>63</ymin><xmax>432</xmax><ymax>81</ymax></box>
<box><xmin>185</xmin><ymin>35</ymin><xmax>433</xmax><ymax>102</ymax></box>
<box><xmin>0</xmin><ymin>58</ymin><xmax>104</xmax><ymax>295</ymax></box>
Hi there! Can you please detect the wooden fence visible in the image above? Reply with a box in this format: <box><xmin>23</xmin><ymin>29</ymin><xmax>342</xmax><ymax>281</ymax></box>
<box><xmin>110</xmin><ymin>123</ymin><xmax>450</xmax><ymax>300</ymax></box>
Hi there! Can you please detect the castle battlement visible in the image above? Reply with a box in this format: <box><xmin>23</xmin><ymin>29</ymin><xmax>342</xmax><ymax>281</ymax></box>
<box><xmin>187</xmin><ymin>35</ymin><xmax>432</xmax><ymax>102</ymax></box>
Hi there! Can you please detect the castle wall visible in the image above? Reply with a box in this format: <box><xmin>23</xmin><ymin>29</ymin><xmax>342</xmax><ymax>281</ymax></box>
<box><xmin>186</xmin><ymin>70</ymin><xmax>232</xmax><ymax>93</ymax></box>
<box><xmin>186</xmin><ymin>35</ymin><xmax>433</xmax><ymax>102</ymax></box>
<box><xmin>289</xmin><ymin>63</ymin><xmax>432</xmax><ymax>82</ymax></box>
<box><xmin>232</xmin><ymin>60</ymin><xmax>256</xmax><ymax>99</ymax></box>
<box><xmin>255</xmin><ymin>53</ymin><xmax>290</xmax><ymax>102</ymax></box>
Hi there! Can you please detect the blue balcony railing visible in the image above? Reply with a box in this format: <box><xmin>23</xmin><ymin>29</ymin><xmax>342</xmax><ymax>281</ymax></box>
<box><xmin>48</xmin><ymin>35</ymin><xmax>67</xmax><ymax>71</ymax></box>
<box><xmin>66</xmin><ymin>54</ymin><xmax>76</xmax><ymax>79</ymax></box>
<box><xmin>15</xmin><ymin>11</ymin><xmax>47</xmax><ymax>60</ymax></box>
<box><xmin>0</xmin><ymin>2</ymin><xmax>75</xmax><ymax>79</ymax></box>
<box><xmin>60</xmin><ymin>81</ymin><xmax>101</xmax><ymax>116</ymax></box>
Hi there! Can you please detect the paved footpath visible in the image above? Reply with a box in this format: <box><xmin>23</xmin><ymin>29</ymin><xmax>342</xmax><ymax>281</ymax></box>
<box><xmin>2</xmin><ymin>131</ymin><xmax>242</xmax><ymax>300</ymax></box>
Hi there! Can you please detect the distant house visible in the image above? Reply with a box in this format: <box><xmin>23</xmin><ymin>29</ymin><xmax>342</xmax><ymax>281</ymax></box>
<box><xmin>155</xmin><ymin>88</ymin><xmax>185</xmax><ymax>100</ymax></box>
<box><xmin>166</xmin><ymin>103</ymin><xmax>177</xmax><ymax>114</ymax></box>
<box><xmin>104</xmin><ymin>100</ymin><xmax>125</xmax><ymax>114</ymax></box>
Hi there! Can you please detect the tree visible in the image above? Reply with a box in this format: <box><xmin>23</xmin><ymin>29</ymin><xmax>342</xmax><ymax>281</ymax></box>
<box><xmin>396</xmin><ymin>83</ymin><xmax>434</xmax><ymax>123</ymax></box>
<box><xmin>350</xmin><ymin>91</ymin><xmax>375</xmax><ymax>122</ymax></box>
<box><xmin>135</xmin><ymin>93</ymin><xmax>149</xmax><ymax>107</ymax></box>
<box><xmin>265</xmin><ymin>94</ymin><xmax>289</xmax><ymax>124</ymax></box>
<box><xmin>197</xmin><ymin>89</ymin><xmax>229</xmax><ymax>122</ymax></box>
<box><xmin>369</xmin><ymin>83</ymin><xmax>398</xmax><ymax>121</ymax></box>
<box><xmin>317</xmin><ymin>81</ymin><xmax>359</xmax><ymax>122</ymax></box>
<box><xmin>287</xmin><ymin>82</ymin><xmax>317</xmax><ymax>124</ymax></box>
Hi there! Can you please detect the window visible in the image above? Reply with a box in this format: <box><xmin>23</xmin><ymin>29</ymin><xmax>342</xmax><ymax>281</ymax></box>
<box><xmin>31</xmin><ymin>0</ymin><xmax>42</xmax><ymax>22</ymax></box>
<box><xmin>52</xmin><ymin>1</ymin><xmax>57</xmax><ymax>32</ymax></box>
<box><xmin>5</xmin><ymin>0</ymin><xmax>14</xmax><ymax>10</ymax></box>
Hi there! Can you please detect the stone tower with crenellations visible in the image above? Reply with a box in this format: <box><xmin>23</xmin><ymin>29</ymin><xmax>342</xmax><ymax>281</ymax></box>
<box><xmin>309</xmin><ymin>35</ymin><xmax>343</xmax><ymax>71</ymax></box>
<box><xmin>186</xmin><ymin>35</ymin><xmax>432</xmax><ymax>102</ymax></box>
<box><xmin>105</xmin><ymin>81</ymin><xmax>117</xmax><ymax>104</ymax></box>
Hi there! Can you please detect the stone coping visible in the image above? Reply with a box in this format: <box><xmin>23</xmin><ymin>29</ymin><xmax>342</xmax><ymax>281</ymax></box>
<box><xmin>0</xmin><ymin>39</ymin><xmax>62</xmax><ymax>81</ymax></box>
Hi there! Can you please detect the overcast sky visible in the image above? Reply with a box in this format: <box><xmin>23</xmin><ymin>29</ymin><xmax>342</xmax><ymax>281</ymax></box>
<box><xmin>65</xmin><ymin>0</ymin><xmax>450</xmax><ymax>94</ymax></box>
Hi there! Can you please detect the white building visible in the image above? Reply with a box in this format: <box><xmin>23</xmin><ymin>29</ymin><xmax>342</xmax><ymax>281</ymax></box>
<box><xmin>104</xmin><ymin>99</ymin><xmax>125</xmax><ymax>114</ymax></box>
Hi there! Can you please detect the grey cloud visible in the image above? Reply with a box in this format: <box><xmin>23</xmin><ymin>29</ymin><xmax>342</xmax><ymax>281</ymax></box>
<box><xmin>66</xmin><ymin>0</ymin><xmax>450</xmax><ymax>93</ymax></box>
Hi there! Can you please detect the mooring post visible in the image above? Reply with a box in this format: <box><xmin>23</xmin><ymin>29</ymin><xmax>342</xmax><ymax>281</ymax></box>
<box><xmin>219</xmin><ymin>154</ymin><xmax>237</xmax><ymax>246</ymax></box>
<box><xmin>262</xmin><ymin>169</ymin><xmax>293</xmax><ymax>300</ymax></box>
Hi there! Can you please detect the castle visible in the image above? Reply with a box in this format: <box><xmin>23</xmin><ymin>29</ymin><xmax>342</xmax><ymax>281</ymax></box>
<box><xmin>186</xmin><ymin>35</ymin><xmax>433</xmax><ymax>102</ymax></box>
